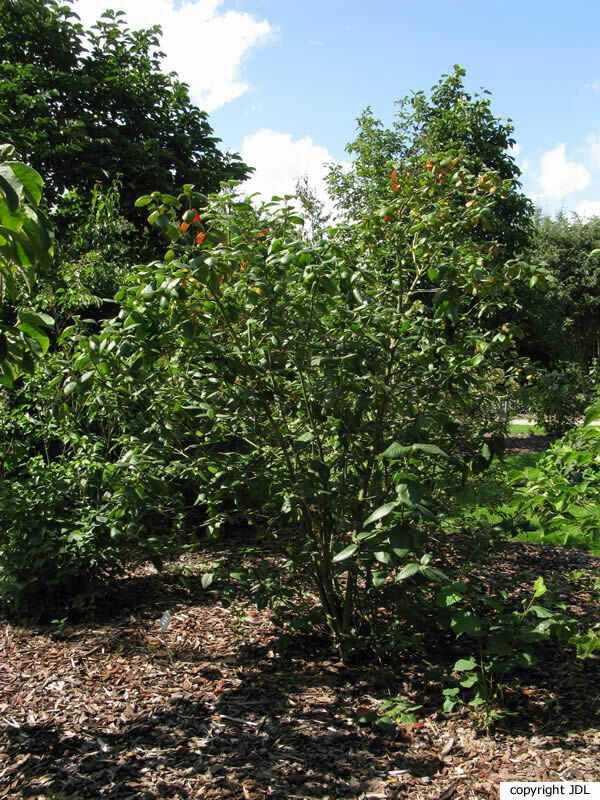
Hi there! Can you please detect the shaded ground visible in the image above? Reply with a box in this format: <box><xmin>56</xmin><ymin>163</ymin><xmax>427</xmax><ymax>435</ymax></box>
<box><xmin>504</xmin><ymin>432</ymin><xmax>557</xmax><ymax>454</ymax></box>
<box><xmin>2</xmin><ymin>431</ymin><xmax>599</xmax><ymax>799</ymax></box>
<box><xmin>1</xmin><ymin>530</ymin><xmax>599</xmax><ymax>799</ymax></box>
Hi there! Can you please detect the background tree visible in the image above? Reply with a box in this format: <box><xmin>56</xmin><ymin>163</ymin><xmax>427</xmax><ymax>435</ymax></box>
<box><xmin>294</xmin><ymin>175</ymin><xmax>330</xmax><ymax>241</ymax></box>
<box><xmin>327</xmin><ymin>65</ymin><xmax>533</xmax><ymax>260</ymax></box>
<box><xmin>0</xmin><ymin>0</ymin><xmax>251</xmax><ymax>226</ymax></box>
<box><xmin>521</xmin><ymin>211</ymin><xmax>600</xmax><ymax>366</ymax></box>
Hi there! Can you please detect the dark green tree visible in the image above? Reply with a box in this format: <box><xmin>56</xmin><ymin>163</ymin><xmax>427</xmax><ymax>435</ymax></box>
<box><xmin>522</xmin><ymin>211</ymin><xmax>600</xmax><ymax>366</ymax></box>
<box><xmin>0</xmin><ymin>0</ymin><xmax>251</xmax><ymax>216</ymax></box>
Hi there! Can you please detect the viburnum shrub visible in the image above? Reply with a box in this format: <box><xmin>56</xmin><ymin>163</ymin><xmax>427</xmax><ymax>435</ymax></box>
<box><xmin>68</xmin><ymin>164</ymin><xmax>543</xmax><ymax>651</ymax></box>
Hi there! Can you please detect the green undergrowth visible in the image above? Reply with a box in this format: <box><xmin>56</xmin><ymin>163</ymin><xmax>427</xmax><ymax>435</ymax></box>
<box><xmin>450</xmin><ymin>425</ymin><xmax>600</xmax><ymax>557</ymax></box>
<box><xmin>446</xmin><ymin>450</ymin><xmax>543</xmax><ymax>529</ymax></box>
<box><xmin>508</xmin><ymin>423</ymin><xmax>600</xmax><ymax>557</ymax></box>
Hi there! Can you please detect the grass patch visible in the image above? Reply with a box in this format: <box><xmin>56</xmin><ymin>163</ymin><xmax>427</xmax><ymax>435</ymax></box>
<box><xmin>508</xmin><ymin>423</ymin><xmax>546</xmax><ymax>435</ymax></box>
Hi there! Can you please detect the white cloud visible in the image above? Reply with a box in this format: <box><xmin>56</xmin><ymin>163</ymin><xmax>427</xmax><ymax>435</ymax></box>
<box><xmin>507</xmin><ymin>142</ymin><xmax>530</xmax><ymax>174</ymax></box>
<box><xmin>240</xmin><ymin>129</ymin><xmax>349</xmax><ymax>212</ymax></box>
<box><xmin>72</xmin><ymin>0</ymin><xmax>272</xmax><ymax>111</ymax></box>
<box><xmin>538</xmin><ymin>144</ymin><xmax>590</xmax><ymax>197</ymax></box>
<box><xmin>574</xmin><ymin>200</ymin><xmax>600</xmax><ymax>219</ymax></box>
<box><xmin>586</xmin><ymin>134</ymin><xmax>600</xmax><ymax>170</ymax></box>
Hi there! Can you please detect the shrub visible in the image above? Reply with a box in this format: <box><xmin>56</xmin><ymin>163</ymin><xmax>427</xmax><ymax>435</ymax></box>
<box><xmin>56</xmin><ymin>152</ymin><xmax>545</xmax><ymax>651</ymax></box>
<box><xmin>525</xmin><ymin>362</ymin><xmax>591</xmax><ymax>436</ymax></box>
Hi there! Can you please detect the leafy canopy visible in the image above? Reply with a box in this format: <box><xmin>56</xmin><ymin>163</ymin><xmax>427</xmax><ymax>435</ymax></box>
<box><xmin>327</xmin><ymin>65</ymin><xmax>533</xmax><ymax>260</ymax></box>
<box><xmin>522</xmin><ymin>211</ymin><xmax>600</xmax><ymax>366</ymax></box>
<box><xmin>0</xmin><ymin>0</ymin><xmax>251</xmax><ymax>214</ymax></box>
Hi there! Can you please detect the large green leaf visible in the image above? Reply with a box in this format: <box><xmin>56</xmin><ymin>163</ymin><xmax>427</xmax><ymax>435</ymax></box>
<box><xmin>0</xmin><ymin>172</ymin><xmax>19</xmax><ymax>211</ymax></box>
<box><xmin>450</xmin><ymin>611</ymin><xmax>483</xmax><ymax>637</ymax></box>
<box><xmin>332</xmin><ymin>543</ymin><xmax>358</xmax><ymax>562</ymax></box>
<box><xmin>7</xmin><ymin>161</ymin><xmax>43</xmax><ymax>205</ymax></box>
<box><xmin>364</xmin><ymin>501</ymin><xmax>399</xmax><ymax>526</ymax></box>
<box><xmin>396</xmin><ymin>482</ymin><xmax>425</xmax><ymax>507</ymax></box>
<box><xmin>395</xmin><ymin>562</ymin><xmax>420</xmax><ymax>582</ymax></box>
<box><xmin>19</xmin><ymin>310</ymin><xmax>54</xmax><ymax>329</ymax></box>
<box><xmin>0</xmin><ymin>201</ymin><xmax>23</xmax><ymax>233</ymax></box>
<box><xmin>383</xmin><ymin>442</ymin><xmax>447</xmax><ymax>459</ymax></box>
<box><xmin>454</xmin><ymin>657</ymin><xmax>476</xmax><ymax>671</ymax></box>
<box><xmin>16</xmin><ymin>322</ymin><xmax>50</xmax><ymax>354</ymax></box>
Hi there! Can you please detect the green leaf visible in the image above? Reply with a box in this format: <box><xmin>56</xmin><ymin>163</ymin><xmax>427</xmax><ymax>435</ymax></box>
<box><xmin>0</xmin><ymin>200</ymin><xmax>23</xmax><ymax>232</ymax></box>
<box><xmin>382</xmin><ymin>441</ymin><xmax>411</xmax><ymax>458</ymax></box>
<box><xmin>16</xmin><ymin>322</ymin><xmax>49</xmax><ymax>354</ymax></box>
<box><xmin>396</xmin><ymin>482</ymin><xmax>425</xmax><ymax>507</ymax></box>
<box><xmin>7</xmin><ymin>161</ymin><xmax>43</xmax><ymax>205</ymax></box>
<box><xmin>201</xmin><ymin>573</ymin><xmax>214</xmax><ymax>589</ymax></box>
<box><xmin>80</xmin><ymin>370</ymin><xmax>95</xmax><ymax>384</ymax></box>
<box><xmin>388</xmin><ymin>525</ymin><xmax>417</xmax><ymax>551</ymax></box>
<box><xmin>155</xmin><ymin>213</ymin><xmax>169</xmax><ymax>231</ymax></box>
<box><xmin>374</xmin><ymin>716</ymin><xmax>396</xmax><ymax>734</ymax></box>
<box><xmin>530</xmin><ymin>604</ymin><xmax>554</xmax><ymax>619</ymax></box>
<box><xmin>364</xmin><ymin>501</ymin><xmax>398</xmax><ymax>526</ymax></box>
<box><xmin>372</xmin><ymin>570</ymin><xmax>387</xmax><ymax>588</ymax></box>
<box><xmin>395</xmin><ymin>562</ymin><xmax>420</xmax><ymax>582</ymax></box>
<box><xmin>0</xmin><ymin>173</ymin><xmax>19</xmax><ymax>211</ymax></box>
<box><xmin>450</xmin><ymin>611</ymin><xmax>482</xmax><ymax>637</ymax></box>
<box><xmin>454</xmin><ymin>657</ymin><xmax>476</xmax><ymax>671</ymax></box>
<box><xmin>19</xmin><ymin>309</ymin><xmax>54</xmax><ymax>328</ymax></box>
<box><xmin>533</xmin><ymin>576</ymin><xmax>546</xmax><ymax>598</ymax></box>
<box><xmin>584</xmin><ymin>401</ymin><xmax>600</xmax><ymax>426</ymax></box>
<box><xmin>436</xmin><ymin>582</ymin><xmax>467</xmax><ymax>607</ymax></box>
<box><xmin>443</xmin><ymin>697</ymin><xmax>458</xmax><ymax>713</ymax></box>
<box><xmin>332</xmin><ymin>543</ymin><xmax>358</xmax><ymax>562</ymax></box>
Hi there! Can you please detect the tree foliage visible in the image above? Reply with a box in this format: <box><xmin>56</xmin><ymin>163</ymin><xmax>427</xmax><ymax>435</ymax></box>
<box><xmin>327</xmin><ymin>65</ymin><xmax>533</xmax><ymax>260</ymax></box>
<box><xmin>522</xmin><ymin>211</ymin><xmax>600</xmax><ymax>366</ymax></box>
<box><xmin>0</xmin><ymin>0</ymin><xmax>251</xmax><ymax>214</ymax></box>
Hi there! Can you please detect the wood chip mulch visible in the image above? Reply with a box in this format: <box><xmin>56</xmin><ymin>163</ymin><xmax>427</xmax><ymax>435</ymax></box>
<box><xmin>504</xmin><ymin>432</ymin><xmax>558</xmax><ymax>454</ymax></box>
<box><xmin>2</xmin><ymin>440</ymin><xmax>599</xmax><ymax>799</ymax></box>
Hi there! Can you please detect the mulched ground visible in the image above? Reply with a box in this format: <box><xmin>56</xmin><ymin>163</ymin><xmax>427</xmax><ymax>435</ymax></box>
<box><xmin>2</xmin><ymin>433</ymin><xmax>599</xmax><ymax>799</ymax></box>
<box><xmin>504</xmin><ymin>432</ymin><xmax>557</xmax><ymax>454</ymax></box>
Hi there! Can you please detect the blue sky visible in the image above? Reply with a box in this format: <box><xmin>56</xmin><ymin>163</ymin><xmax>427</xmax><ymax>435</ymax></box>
<box><xmin>75</xmin><ymin>0</ymin><xmax>600</xmax><ymax>218</ymax></box>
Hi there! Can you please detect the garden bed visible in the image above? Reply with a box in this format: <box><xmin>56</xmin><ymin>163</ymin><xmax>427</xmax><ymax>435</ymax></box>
<box><xmin>1</xmin><ymin>531</ymin><xmax>599</xmax><ymax>799</ymax></box>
